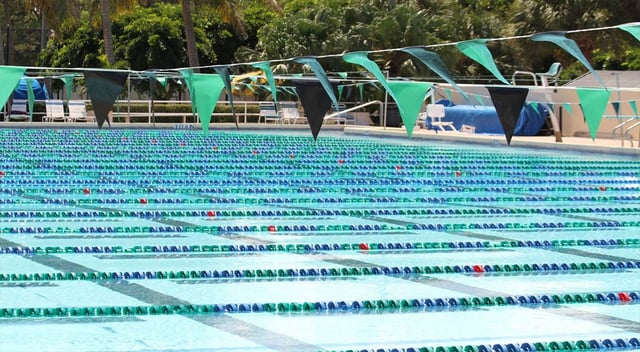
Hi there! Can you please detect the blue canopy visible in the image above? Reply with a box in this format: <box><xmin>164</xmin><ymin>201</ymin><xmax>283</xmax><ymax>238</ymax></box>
<box><xmin>14</xmin><ymin>78</ymin><xmax>49</xmax><ymax>100</ymax></box>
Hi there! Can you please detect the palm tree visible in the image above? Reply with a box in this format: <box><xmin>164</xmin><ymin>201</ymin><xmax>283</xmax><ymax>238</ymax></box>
<box><xmin>100</xmin><ymin>0</ymin><xmax>115</xmax><ymax>65</ymax></box>
<box><xmin>181</xmin><ymin>0</ymin><xmax>281</xmax><ymax>70</ymax></box>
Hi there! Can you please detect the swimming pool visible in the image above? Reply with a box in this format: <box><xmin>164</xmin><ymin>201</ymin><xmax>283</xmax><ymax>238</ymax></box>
<box><xmin>0</xmin><ymin>128</ymin><xmax>638</xmax><ymax>352</ymax></box>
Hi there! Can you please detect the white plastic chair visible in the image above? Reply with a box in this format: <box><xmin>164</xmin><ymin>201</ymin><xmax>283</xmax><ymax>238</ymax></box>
<box><xmin>280</xmin><ymin>102</ymin><xmax>305</xmax><ymax>124</ymax></box>
<box><xmin>427</xmin><ymin>103</ymin><xmax>457</xmax><ymax>132</ymax></box>
<box><xmin>7</xmin><ymin>99</ymin><xmax>30</xmax><ymax>121</ymax></box>
<box><xmin>45</xmin><ymin>100</ymin><xmax>66</xmax><ymax>122</ymax></box>
<box><xmin>258</xmin><ymin>102</ymin><xmax>281</xmax><ymax>124</ymax></box>
<box><xmin>67</xmin><ymin>101</ymin><xmax>90</xmax><ymax>122</ymax></box>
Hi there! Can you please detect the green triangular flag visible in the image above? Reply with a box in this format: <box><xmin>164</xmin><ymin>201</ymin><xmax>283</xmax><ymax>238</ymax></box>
<box><xmin>60</xmin><ymin>74</ymin><xmax>76</xmax><ymax>101</ymax></box>
<box><xmin>190</xmin><ymin>73</ymin><xmax>225</xmax><ymax>133</ymax></box>
<box><xmin>532</xmin><ymin>32</ymin><xmax>605</xmax><ymax>87</ymax></box>
<box><xmin>619</xmin><ymin>23</ymin><xmax>640</xmax><ymax>41</ymax></box>
<box><xmin>179</xmin><ymin>69</ymin><xmax>197</xmax><ymax>121</ymax></box>
<box><xmin>387</xmin><ymin>81</ymin><xmax>432</xmax><ymax>137</ymax></box>
<box><xmin>562</xmin><ymin>103</ymin><xmax>573</xmax><ymax>113</ymax></box>
<box><xmin>358</xmin><ymin>83</ymin><xmax>364</xmax><ymax>102</ymax></box>
<box><xmin>338</xmin><ymin>85</ymin><xmax>344</xmax><ymax>101</ymax></box>
<box><xmin>612</xmin><ymin>101</ymin><xmax>621</xmax><ymax>116</ymax></box>
<box><xmin>0</xmin><ymin>66</ymin><xmax>26</xmax><ymax>108</ymax></box>
<box><xmin>343</xmin><ymin>52</ymin><xmax>394</xmax><ymax>95</ymax></box>
<box><xmin>252</xmin><ymin>62</ymin><xmax>278</xmax><ymax>105</ymax></box>
<box><xmin>630</xmin><ymin>100</ymin><xmax>638</xmax><ymax>117</ymax></box>
<box><xmin>26</xmin><ymin>78</ymin><xmax>35</xmax><ymax>121</ymax></box>
<box><xmin>456</xmin><ymin>39</ymin><xmax>510</xmax><ymax>85</ymax></box>
<box><xmin>337</xmin><ymin>72</ymin><xmax>348</xmax><ymax>79</ymax></box>
<box><xmin>576</xmin><ymin>88</ymin><xmax>612</xmax><ymax>140</ymax></box>
<box><xmin>445</xmin><ymin>89</ymin><xmax>452</xmax><ymax>102</ymax></box>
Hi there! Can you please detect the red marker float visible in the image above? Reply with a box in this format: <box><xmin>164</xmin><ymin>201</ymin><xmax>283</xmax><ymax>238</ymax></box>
<box><xmin>359</xmin><ymin>243</ymin><xmax>370</xmax><ymax>251</ymax></box>
<box><xmin>618</xmin><ymin>292</ymin><xmax>631</xmax><ymax>302</ymax></box>
<box><xmin>207</xmin><ymin>211</ymin><xmax>216</xmax><ymax>217</ymax></box>
<box><xmin>338</xmin><ymin>159</ymin><xmax>345</xmax><ymax>165</ymax></box>
<box><xmin>0</xmin><ymin>171</ymin><xmax>5</xmax><ymax>177</ymax></box>
<box><xmin>455</xmin><ymin>171</ymin><xmax>462</xmax><ymax>177</ymax></box>
<box><xmin>83</xmin><ymin>188</ymin><xmax>91</xmax><ymax>195</ymax></box>
<box><xmin>472</xmin><ymin>265</ymin><xmax>484</xmax><ymax>273</ymax></box>
<box><xmin>599</xmin><ymin>186</ymin><xmax>607</xmax><ymax>192</ymax></box>
<box><xmin>395</xmin><ymin>165</ymin><xmax>402</xmax><ymax>171</ymax></box>
<box><xmin>267</xmin><ymin>225</ymin><xmax>277</xmax><ymax>232</ymax></box>
<box><xmin>139</xmin><ymin>198</ymin><xmax>148</xmax><ymax>204</ymax></box>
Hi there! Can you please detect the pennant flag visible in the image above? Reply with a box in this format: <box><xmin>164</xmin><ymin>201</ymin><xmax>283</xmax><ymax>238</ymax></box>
<box><xmin>179</xmin><ymin>69</ymin><xmax>197</xmax><ymax>119</ymax></box>
<box><xmin>531</xmin><ymin>32</ymin><xmax>605</xmax><ymax>87</ymax></box>
<box><xmin>343</xmin><ymin>52</ymin><xmax>394</xmax><ymax>94</ymax></box>
<box><xmin>252</xmin><ymin>61</ymin><xmax>278</xmax><ymax>105</ymax></box>
<box><xmin>612</xmin><ymin>101</ymin><xmax>620</xmax><ymax>116</ymax></box>
<box><xmin>294</xmin><ymin>57</ymin><xmax>339</xmax><ymax>111</ymax></box>
<box><xmin>337</xmin><ymin>72</ymin><xmax>348</xmax><ymax>79</ymax></box>
<box><xmin>344</xmin><ymin>52</ymin><xmax>436</xmax><ymax>137</ymax></box>
<box><xmin>84</xmin><ymin>70</ymin><xmax>128</xmax><ymax>128</ymax></box>
<box><xmin>562</xmin><ymin>103</ymin><xmax>573</xmax><ymax>113</ymax></box>
<box><xmin>487</xmin><ymin>86</ymin><xmax>529</xmax><ymax>145</ymax></box>
<box><xmin>60</xmin><ymin>74</ymin><xmax>76</xmax><ymax>101</ymax></box>
<box><xmin>0</xmin><ymin>66</ymin><xmax>26</xmax><ymax>109</ymax></box>
<box><xmin>26</xmin><ymin>78</ymin><xmax>35</xmax><ymax>121</ymax></box>
<box><xmin>189</xmin><ymin>74</ymin><xmax>226</xmax><ymax>133</ymax></box>
<box><xmin>619</xmin><ymin>23</ymin><xmax>640</xmax><ymax>41</ymax></box>
<box><xmin>338</xmin><ymin>85</ymin><xmax>344</xmax><ymax>101</ymax></box>
<box><xmin>293</xmin><ymin>79</ymin><xmax>335</xmax><ymax>141</ymax></box>
<box><xmin>145</xmin><ymin>72</ymin><xmax>159</xmax><ymax>124</ymax></box>
<box><xmin>214</xmin><ymin>66</ymin><xmax>239</xmax><ymax>130</ymax></box>
<box><xmin>387</xmin><ymin>81</ymin><xmax>432</xmax><ymax>137</ymax></box>
<box><xmin>576</xmin><ymin>87</ymin><xmax>612</xmax><ymax>140</ymax></box>
<box><xmin>358</xmin><ymin>83</ymin><xmax>364</xmax><ymax>101</ymax></box>
<box><xmin>445</xmin><ymin>89</ymin><xmax>452</xmax><ymax>102</ymax></box>
<box><xmin>400</xmin><ymin>47</ymin><xmax>473</xmax><ymax>104</ymax></box>
<box><xmin>456</xmin><ymin>39</ymin><xmax>510</xmax><ymax>85</ymax></box>
<box><xmin>630</xmin><ymin>100</ymin><xmax>638</xmax><ymax>117</ymax></box>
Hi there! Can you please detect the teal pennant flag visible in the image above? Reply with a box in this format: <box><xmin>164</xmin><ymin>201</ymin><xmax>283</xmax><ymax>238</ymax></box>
<box><xmin>252</xmin><ymin>62</ymin><xmax>278</xmax><ymax>106</ymax></box>
<box><xmin>0</xmin><ymin>66</ymin><xmax>26</xmax><ymax>109</ymax></box>
<box><xmin>576</xmin><ymin>87</ymin><xmax>611</xmax><ymax>140</ymax></box>
<box><xmin>531</xmin><ymin>32</ymin><xmax>605</xmax><ymax>87</ymax></box>
<box><xmin>400</xmin><ymin>47</ymin><xmax>473</xmax><ymax>104</ymax></box>
<box><xmin>189</xmin><ymin>73</ymin><xmax>226</xmax><ymax>133</ymax></box>
<box><xmin>456</xmin><ymin>39</ymin><xmax>510</xmax><ymax>85</ymax></box>
<box><xmin>294</xmin><ymin>56</ymin><xmax>339</xmax><ymax>111</ymax></box>
<box><xmin>619</xmin><ymin>23</ymin><xmax>640</xmax><ymax>41</ymax></box>
<box><xmin>387</xmin><ymin>81</ymin><xmax>432</xmax><ymax>137</ymax></box>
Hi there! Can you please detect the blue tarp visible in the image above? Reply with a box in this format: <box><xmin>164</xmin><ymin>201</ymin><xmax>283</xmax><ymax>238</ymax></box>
<box><xmin>431</xmin><ymin>100</ymin><xmax>547</xmax><ymax>136</ymax></box>
<box><xmin>14</xmin><ymin>79</ymin><xmax>49</xmax><ymax>100</ymax></box>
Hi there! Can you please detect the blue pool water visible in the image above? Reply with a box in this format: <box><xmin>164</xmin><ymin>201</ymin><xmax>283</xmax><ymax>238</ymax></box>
<box><xmin>0</xmin><ymin>128</ymin><xmax>638</xmax><ymax>352</ymax></box>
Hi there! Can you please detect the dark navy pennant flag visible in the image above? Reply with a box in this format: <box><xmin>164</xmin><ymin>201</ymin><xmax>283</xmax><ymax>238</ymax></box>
<box><xmin>487</xmin><ymin>86</ymin><xmax>529</xmax><ymax>145</ymax></box>
<box><xmin>214</xmin><ymin>66</ymin><xmax>239</xmax><ymax>130</ymax></box>
<box><xmin>293</xmin><ymin>79</ymin><xmax>335</xmax><ymax>141</ymax></box>
<box><xmin>84</xmin><ymin>70</ymin><xmax>129</xmax><ymax>128</ymax></box>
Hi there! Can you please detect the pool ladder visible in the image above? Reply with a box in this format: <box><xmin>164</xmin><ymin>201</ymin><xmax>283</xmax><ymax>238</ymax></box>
<box><xmin>612</xmin><ymin>117</ymin><xmax>640</xmax><ymax>147</ymax></box>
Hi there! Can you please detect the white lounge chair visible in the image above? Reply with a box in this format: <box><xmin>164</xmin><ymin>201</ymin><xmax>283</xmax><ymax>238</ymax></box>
<box><xmin>67</xmin><ymin>101</ymin><xmax>90</xmax><ymax>122</ymax></box>
<box><xmin>258</xmin><ymin>102</ymin><xmax>281</xmax><ymax>124</ymax></box>
<box><xmin>45</xmin><ymin>100</ymin><xmax>66</xmax><ymax>122</ymax></box>
<box><xmin>324</xmin><ymin>103</ymin><xmax>354</xmax><ymax>125</ymax></box>
<box><xmin>6</xmin><ymin>99</ymin><xmax>30</xmax><ymax>121</ymax></box>
<box><xmin>280</xmin><ymin>102</ymin><xmax>306</xmax><ymax>124</ymax></box>
<box><xmin>426</xmin><ymin>103</ymin><xmax>457</xmax><ymax>132</ymax></box>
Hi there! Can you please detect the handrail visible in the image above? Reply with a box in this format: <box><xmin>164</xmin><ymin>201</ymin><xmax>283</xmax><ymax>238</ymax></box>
<box><xmin>324</xmin><ymin>100</ymin><xmax>383</xmax><ymax>125</ymax></box>
<box><xmin>612</xmin><ymin>117</ymin><xmax>638</xmax><ymax>137</ymax></box>
<box><xmin>623</xmin><ymin>121</ymin><xmax>640</xmax><ymax>148</ymax></box>
<box><xmin>511</xmin><ymin>71</ymin><xmax>538</xmax><ymax>86</ymax></box>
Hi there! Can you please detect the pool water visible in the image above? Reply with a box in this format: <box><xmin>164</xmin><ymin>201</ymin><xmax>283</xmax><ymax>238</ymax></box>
<box><xmin>0</xmin><ymin>128</ymin><xmax>638</xmax><ymax>352</ymax></box>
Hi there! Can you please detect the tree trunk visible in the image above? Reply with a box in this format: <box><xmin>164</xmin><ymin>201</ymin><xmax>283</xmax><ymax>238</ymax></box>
<box><xmin>2</xmin><ymin>0</ymin><xmax>13</xmax><ymax>65</ymax></box>
<box><xmin>182</xmin><ymin>0</ymin><xmax>199</xmax><ymax>70</ymax></box>
<box><xmin>100</xmin><ymin>0</ymin><xmax>115</xmax><ymax>66</ymax></box>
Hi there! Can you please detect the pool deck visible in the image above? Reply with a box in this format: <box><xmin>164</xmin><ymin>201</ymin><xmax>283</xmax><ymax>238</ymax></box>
<box><xmin>3</xmin><ymin>121</ymin><xmax>640</xmax><ymax>156</ymax></box>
